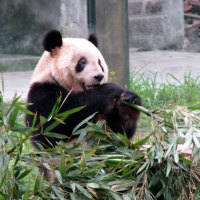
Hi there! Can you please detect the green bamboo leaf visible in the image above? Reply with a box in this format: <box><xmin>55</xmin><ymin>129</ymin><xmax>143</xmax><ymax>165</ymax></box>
<box><xmin>132</xmin><ymin>135</ymin><xmax>151</xmax><ymax>148</ymax></box>
<box><xmin>41</xmin><ymin>163</ymin><xmax>52</xmax><ymax>172</ymax></box>
<box><xmin>56</xmin><ymin>106</ymin><xmax>84</xmax><ymax>118</ymax></box>
<box><xmin>5</xmin><ymin>94</ymin><xmax>21</xmax><ymax>116</ymax></box>
<box><xmin>73</xmin><ymin>113</ymin><xmax>96</xmax><ymax>134</ymax></box>
<box><xmin>15</xmin><ymin>104</ymin><xmax>34</xmax><ymax>115</ymax></box>
<box><xmin>47</xmin><ymin>96</ymin><xmax>62</xmax><ymax>120</ymax></box>
<box><xmin>14</xmin><ymin>154</ymin><xmax>20</xmax><ymax>167</ymax></box>
<box><xmin>185</xmin><ymin>127</ymin><xmax>193</xmax><ymax>139</ymax></box>
<box><xmin>43</xmin><ymin>132</ymin><xmax>68</xmax><ymax>139</ymax></box>
<box><xmin>137</xmin><ymin>161</ymin><xmax>149</xmax><ymax>174</ymax></box>
<box><xmin>52</xmin><ymin>185</ymin><xmax>65</xmax><ymax>200</ymax></box>
<box><xmin>75</xmin><ymin>183</ymin><xmax>92</xmax><ymax>199</ymax></box>
<box><xmin>22</xmin><ymin>192</ymin><xmax>29</xmax><ymax>200</ymax></box>
<box><xmin>0</xmin><ymin>192</ymin><xmax>7</xmax><ymax>200</ymax></box>
<box><xmin>45</xmin><ymin>107</ymin><xmax>83</xmax><ymax>132</ymax></box>
<box><xmin>165</xmin><ymin>141</ymin><xmax>175</xmax><ymax>158</ymax></box>
<box><xmin>53</xmin><ymin>117</ymin><xmax>66</xmax><ymax>125</ymax></box>
<box><xmin>174</xmin><ymin>150</ymin><xmax>179</xmax><ymax>164</ymax></box>
<box><xmin>111</xmin><ymin>192</ymin><xmax>123</xmax><ymax>200</ymax></box>
<box><xmin>183</xmin><ymin>135</ymin><xmax>192</xmax><ymax>149</ymax></box>
<box><xmin>122</xmin><ymin>193</ymin><xmax>133</xmax><ymax>200</ymax></box>
<box><xmin>76</xmin><ymin>129</ymin><xmax>87</xmax><ymax>144</ymax></box>
<box><xmin>70</xmin><ymin>182</ymin><xmax>76</xmax><ymax>193</ymax></box>
<box><xmin>194</xmin><ymin>129</ymin><xmax>200</xmax><ymax>137</ymax></box>
<box><xmin>194</xmin><ymin>182</ymin><xmax>200</xmax><ymax>198</ymax></box>
<box><xmin>86</xmin><ymin>183</ymin><xmax>100</xmax><ymax>189</ymax></box>
<box><xmin>193</xmin><ymin>135</ymin><xmax>200</xmax><ymax>148</ymax></box>
<box><xmin>166</xmin><ymin>160</ymin><xmax>172</xmax><ymax>177</ymax></box>
<box><xmin>70</xmin><ymin>193</ymin><xmax>79</xmax><ymax>200</ymax></box>
<box><xmin>117</xmin><ymin>133</ymin><xmax>130</xmax><ymax>145</ymax></box>
<box><xmin>7</xmin><ymin>107</ymin><xmax>19</xmax><ymax>126</ymax></box>
<box><xmin>0</xmin><ymin>174</ymin><xmax>6</xmax><ymax>190</ymax></box>
<box><xmin>55</xmin><ymin>170</ymin><xmax>63</xmax><ymax>185</ymax></box>
<box><xmin>34</xmin><ymin>175</ymin><xmax>40</xmax><ymax>194</ymax></box>
<box><xmin>59</xmin><ymin>152</ymin><xmax>66</xmax><ymax>176</ymax></box>
<box><xmin>16</xmin><ymin>169</ymin><xmax>32</xmax><ymax>180</ymax></box>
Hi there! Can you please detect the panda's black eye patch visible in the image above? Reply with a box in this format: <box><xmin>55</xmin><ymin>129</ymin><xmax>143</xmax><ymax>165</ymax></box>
<box><xmin>76</xmin><ymin>58</ymin><xmax>87</xmax><ymax>73</ymax></box>
<box><xmin>98</xmin><ymin>59</ymin><xmax>104</xmax><ymax>72</ymax></box>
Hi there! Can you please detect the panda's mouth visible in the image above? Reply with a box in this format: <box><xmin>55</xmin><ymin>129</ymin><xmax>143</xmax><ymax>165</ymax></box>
<box><xmin>84</xmin><ymin>83</ymin><xmax>100</xmax><ymax>90</ymax></box>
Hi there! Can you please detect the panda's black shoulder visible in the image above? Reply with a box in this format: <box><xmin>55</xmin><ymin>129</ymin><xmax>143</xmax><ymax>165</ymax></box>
<box><xmin>27</xmin><ymin>82</ymin><xmax>68</xmax><ymax>104</ymax></box>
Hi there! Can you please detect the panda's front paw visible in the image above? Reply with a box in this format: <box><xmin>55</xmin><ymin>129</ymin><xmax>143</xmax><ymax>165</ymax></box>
<box><xmin>121</xmin><ymin>91</ymin><xmax>142</xmax><ymax>105</ymax></box>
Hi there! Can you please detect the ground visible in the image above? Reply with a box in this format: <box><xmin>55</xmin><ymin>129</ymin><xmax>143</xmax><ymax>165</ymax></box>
<box><xmin>2</xmin><ymin>49</ymin><xmax>200</xmax><ymax>100</ymax></box>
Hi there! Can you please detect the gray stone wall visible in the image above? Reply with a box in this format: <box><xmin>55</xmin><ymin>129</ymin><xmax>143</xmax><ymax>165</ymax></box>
<box><xmin>0</xmin><ymin>0</ymin><xmax>185</xmax><ymax>55</ymax></box>
<box><xmin>96</xmin><ymin>0</ymin><xmax>129</xmax><ymax>88</ymax></box>
<box><xmin>128</xmin><ymin>0</ymin><xmax>184</xmax><ymax>50</ymax></box>
<box><xmin>0</xmin><ymin>0</ymin><xmax>87</xmax><ymax>55</ymax></box>
<box><xmin>60</xmin><ymin>0</ymin><xmax>88</xmax><ymax>38</ymax></box>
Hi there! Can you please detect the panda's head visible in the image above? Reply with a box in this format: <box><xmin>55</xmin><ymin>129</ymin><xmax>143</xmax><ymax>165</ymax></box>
<box><xmin>31</xmin><ymin>30</ymin><xmax>108</xmax><ymax>93</ymax></box>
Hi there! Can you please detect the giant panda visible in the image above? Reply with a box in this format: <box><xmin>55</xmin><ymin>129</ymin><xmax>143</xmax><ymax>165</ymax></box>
<box><xmin>25</xmin><ymin>30</ymin><xmax>142</xmax><ymax>148</ymax></box>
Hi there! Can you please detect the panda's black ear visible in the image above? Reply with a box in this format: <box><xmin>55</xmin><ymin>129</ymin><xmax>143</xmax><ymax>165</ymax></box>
<box><xmin>88</xmin><ymin>33</ymin><xmax>98</xmax><ymax>48</ymax></box>
<box><xmin>43</xmin><ymin>30</ymin><xmax>63</xmax><ymax>52</ymax></box>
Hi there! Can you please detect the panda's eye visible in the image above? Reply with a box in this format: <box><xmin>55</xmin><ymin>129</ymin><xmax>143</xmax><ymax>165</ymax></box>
<box><xmin>76</xmin><ymin>58</ymin><xmax>87</xmax><ymax>73</ymax></box>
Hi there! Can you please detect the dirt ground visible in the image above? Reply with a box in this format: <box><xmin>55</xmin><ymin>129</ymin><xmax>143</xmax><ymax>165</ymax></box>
<box><xmin>2</xmin><ymin>50</ymin><xmax>200</xmax><ymax>100</ymax></box>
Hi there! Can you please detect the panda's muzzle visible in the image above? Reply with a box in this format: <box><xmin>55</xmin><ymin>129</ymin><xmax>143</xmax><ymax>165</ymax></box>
<box><xmin>84</xmin><ymin>84</ymin><xmax>100</xmax><ymax>90</ymax></box>
<box><xmin>84</xmin><ymin>74</ymin><xmax>104</xmax><ymax>90</ymax></box>
<box><xmin>94</xmin><ymin>74</ymin><xmax>104</xmax><ymax>82</ymax></box>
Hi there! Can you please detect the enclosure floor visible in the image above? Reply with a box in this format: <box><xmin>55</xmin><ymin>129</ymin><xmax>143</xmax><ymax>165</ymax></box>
<box><xmin>130</xmin><ymin>49</ymin><xmax>200</xmax><ymax>84</ymax></box>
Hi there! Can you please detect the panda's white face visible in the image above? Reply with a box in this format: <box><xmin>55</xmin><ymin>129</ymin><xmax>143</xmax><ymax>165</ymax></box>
<box><xmin>31</xmin><ymin>36</ymin><xmax>108</xmax><ymax>93</ymax></box>
<box><xmin>52</xmin><ymin>38</ymin><xmax>108</xmax><ymax>92</ymax></box>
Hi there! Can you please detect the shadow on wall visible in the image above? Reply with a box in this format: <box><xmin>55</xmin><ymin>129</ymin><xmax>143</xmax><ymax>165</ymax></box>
<box><xmin>0</xmin><ymin>0</ymin><xmax>60</xmax><ymax>55</ymax></box>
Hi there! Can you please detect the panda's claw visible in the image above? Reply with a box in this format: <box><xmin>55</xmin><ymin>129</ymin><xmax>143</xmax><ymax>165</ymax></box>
<box><xmin>121</xmin><ymin>91</ymin><xmax>141</xmax><ymax>105</ymax></box>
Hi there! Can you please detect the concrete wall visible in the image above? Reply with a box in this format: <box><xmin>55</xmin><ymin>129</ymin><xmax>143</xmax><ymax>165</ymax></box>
<box><xmin>60</xmin><ymin>0</ymin><xmax>88</xmax><ymax>38</ymax></box>
<box><xmin>0</xmin><ymin>0</ymin><xmax>185</xmax><ymax>55</ymax></box>
<box><xmin>96</xmin><ymin>0</ymin><xmax>129</xmax><ymax>88</ymax></box>
<box><xmin>0</xmin><ymin>0</ymin><xmax>87</xmax><ymax>55</ymax></box>
<box><xmin>128</xmin><ymin>0</ymin><xmax>185</xmax><ymax>50</ymax></box>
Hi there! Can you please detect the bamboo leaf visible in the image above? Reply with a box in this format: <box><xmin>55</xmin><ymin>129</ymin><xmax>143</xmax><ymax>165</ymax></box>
<box><xmin>183</xmin><ymin>135</ymin><xmax>193</xmax><ymax>149</ymax></box>
<box><xmin>16</xmin><ymin>169</ymin><xmax>32</xmax><ymax>180</ymax></box>
<box><xmin>174</xmin><ymin>150</ymin><xmax>179</xmax><ymax>164</ymax></box>
<box><xmin>70</xmin><ymin>182</ymin><xmax>76</xmax><ymax>193</ymax></box>
<box><xmin>73</xmin><ymin>113</ymin><xmax>96</xmax><ymax>134</ymax></box>
<box><xmin>45</xmin><ymin>107</ymin><xmax>83</xmax><ymax>132</ymax></box>
<box><xmin>55</xmin><ymin>170</ymin><xmax>63</xmax><ymax>185</ymax></box>
<box><xmin>70</xmin><ymin>193</ymin><xmax>79</xmax><ymax>200</ymax></box>
<box><xmin>59</xmin><ymin>152</ymin><xmax>66</xmax><ymax>176</ymax></box>
<box><xmin>122</xmin><ymin>193</ymin><xmax>133</xmax><ymax>200</ymax></box>
<box><xmin>132</xmin><ymin>135</ymin><xmax>151</xmax><ymax>149</ymax></box>
<box><xmin>166</xmin><ymin>160</ymin><xmax>172</xmax><ymax>177</ymax></box>
<box><xmin>193</xmin><ymin>135</ymin><xmax>200</xmax><ymax>148</ymax></box>
<box><xmin>43</xmin><ymin>132</ymin><xmax>68</xmax><ymax>139</ymax></box>
<box><xmin>86</xmin><ymin>183</ymin><xmax>100</xmax><ymax>189</ymax></box>
<box><xmin>75</xmin><ymin>183</ymin><xmax>92</xmax><ymax>199</ymax></box>
<box><xmin>137</xmin><ymin>161</ymin><xmax>149</xmax><ymax>174</ymax></box>
<box><xmin>52</xmin><ymin>185</ymin><xmax>65</xmax><ymax>200</ymax></box>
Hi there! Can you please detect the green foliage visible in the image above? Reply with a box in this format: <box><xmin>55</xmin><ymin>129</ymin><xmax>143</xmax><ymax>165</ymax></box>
<box><xmin>1</xmin><ymin>73</ymin><xmax>200</xmax><ymax>199</ymax></box>
<box><xmin>130</xmin><ymin>71</ymin><xmax>200</xmax><ymax>109</ymax></box>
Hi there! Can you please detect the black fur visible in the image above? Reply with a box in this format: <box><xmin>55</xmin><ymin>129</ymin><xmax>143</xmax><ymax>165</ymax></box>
<box><xmin>43</xmin><ymin>30</ymin><xmax>63</xmax><ymax>52</ymax></box>
<box><xmin>88</xmin><ymin>33</ymin><xmax>98</xmax><ymax>47</ymax></box>
<box><xmin>75</xmin><ymin>58</ymin><xmax>87</xmax><ymax>73</ymax></box>
<box><xmin>25</xmin><ymin>82</ymin><xmax>141</xmax><ymax>148</ymax></box>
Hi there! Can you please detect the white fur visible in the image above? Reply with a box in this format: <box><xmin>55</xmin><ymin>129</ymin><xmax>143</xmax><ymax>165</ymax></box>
<box><xmin>31</xmin><ymin>38</ymin><xmax>108</xmax><ymax>93</ymax></box>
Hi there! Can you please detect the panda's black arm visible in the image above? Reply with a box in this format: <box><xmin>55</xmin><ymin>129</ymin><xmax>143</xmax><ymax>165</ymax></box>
<box><xmin>26</xmin><ymin>82</ymin><xmax>141</xmax><ymax>147</ymax></box>
<box><xmin>59</xmin><ymin>83</ymin><xmax>125</xmax><ymax>114</ymax></box>
<box><xmin>26</xmin><ymin>82</ymin><xmax>121</xmax><ymax>121</ymax></box>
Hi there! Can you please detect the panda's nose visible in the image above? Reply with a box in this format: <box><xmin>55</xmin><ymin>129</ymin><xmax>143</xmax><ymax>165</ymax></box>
<box><xmin>94</xmin><ymin>74</ymin><xmax>104</xmax><ymax>82</ymax></box>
